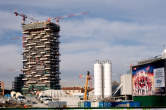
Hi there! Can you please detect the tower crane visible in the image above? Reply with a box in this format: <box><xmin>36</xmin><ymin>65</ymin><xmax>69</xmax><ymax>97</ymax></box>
<box><xmin>14</xmin><ymin>11</ymin><xmax>38</xmax><ymax>24</ymax></box>
<box><xmin>83</xmin><ymin>71</ymin><xmax>91</xmax><ymax>100</ymax></box>
<box><xmin>14</xmin><ymin>11</ymin><xmax>87</xmax><ymax>24</ymax></box>
<box><xmin>47</xmin><ymin>11</ymin><xmax>88</xmax><ymax>23</ymax></box>
<box><xmin>13</xmin><ymin>11</ymin><xmax>87</xmax><ymax>39</ymax></box>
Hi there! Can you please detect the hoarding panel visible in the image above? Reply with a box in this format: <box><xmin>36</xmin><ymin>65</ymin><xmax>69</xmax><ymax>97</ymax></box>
<box><xmin>132</xmin><ymin>63</ymin><xmax>166</xmax><ymax>96</ymax></box>
<box><xmin>154</xmin><ymin>67</ymin><xmax>165</xmax><ymax>88</ymax></box>
<box><xmin>132</xmin><ymin>65</ymin><xmax>154</xmax><ymax>96</ymax></box>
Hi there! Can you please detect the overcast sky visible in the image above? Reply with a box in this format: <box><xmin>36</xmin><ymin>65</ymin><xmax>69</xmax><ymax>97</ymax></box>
<box><xmin>0</xmin><ymin>0</ymin><xmax>166</xmax><ymax>89</ymax></box>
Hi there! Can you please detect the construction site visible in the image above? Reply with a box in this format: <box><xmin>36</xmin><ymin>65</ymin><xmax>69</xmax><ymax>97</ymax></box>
<box><xmin>0</xmin><ymin>11</ymin><xmax>166</xmax><ymax>109</ymax></box>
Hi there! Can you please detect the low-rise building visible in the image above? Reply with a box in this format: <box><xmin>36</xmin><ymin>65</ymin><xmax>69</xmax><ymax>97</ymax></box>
<box><xmin>0</xmin><ymin>81</ymin><xmax>4</xmax><ymax>96</ymax></box>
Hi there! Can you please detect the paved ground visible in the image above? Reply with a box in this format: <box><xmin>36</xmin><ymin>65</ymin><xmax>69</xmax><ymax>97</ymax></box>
<box><xmin>25</xmin><ymin>95</ymin><xmax>48</xmax><ymax>108</ymax></box>
<box><xmin>32</xmin><ymin>103</ymin><xmax>48</xmax><ymax>108</ymax></box>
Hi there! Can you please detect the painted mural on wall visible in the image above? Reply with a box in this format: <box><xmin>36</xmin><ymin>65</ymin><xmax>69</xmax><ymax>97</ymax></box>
<box><xmin>132</xmin><ymin>65</ymin><xmax>154</xmax><ymax>96</ymax></box>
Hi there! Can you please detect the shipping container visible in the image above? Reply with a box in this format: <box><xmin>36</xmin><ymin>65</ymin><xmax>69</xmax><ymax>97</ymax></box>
<box><xmin>104</xmin><ymin>102</ymin><xmax>112</xmax><ymax>107</ymax></box>
<box><xmin>80</xmin><ymin>102</ymin><xmax>84</xmax><ymax>107</ymax></box>
<box><xmin>115</xmin><ymin>101</ymin><xmax>129</xmax><ymax>107</ymax></box>
<box><xmin>99</xmin><ymin>101</ymin><xmax>104</xmax><ymax>107</ymax></box>
<box><xmin>84</xmin><ymin>101</ymin><xmax>91</xmax><ymax>108</ymax></box>
<box><xmin>48</xmin><ymin>101</ymin><xmax>67</xmax><ymax>108</ymax></box>
<box><xmin>78</xmin><ymin>102</ymin><xmax>81</xmax><ymax>107</ymax></box>
<box><xmin>129</xmin><ymin>101</ymin><xmax>140</xmax><ymax>107</ymax></box>
<box><xmin>111</xmin><ymin>102</ymin><xmax>118</xmax><ymax>107</ymax></box>
<box><xmin>91</xmin><ymin>102</ymin><xmax>98</xmax><ymax>107</ymax></box>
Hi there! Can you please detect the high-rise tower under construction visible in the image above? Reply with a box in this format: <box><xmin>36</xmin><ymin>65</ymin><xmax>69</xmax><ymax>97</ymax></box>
<box><xmin>21</xmin><ymin>21</ymin><xmax>61</xmax><ymax>93</ymax></box>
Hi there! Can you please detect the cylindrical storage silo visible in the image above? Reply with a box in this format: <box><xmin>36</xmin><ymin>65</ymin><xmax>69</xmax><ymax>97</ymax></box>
<box><xmin>103</xmin><ymin>60</ymin><xmax>112</xmax><ymax>98</ymax></box>
<box><xmin>94</xmin><ymin>60</ymin><xmax>103</xmax><ymax>98</ymax></box>
<box><xmin>162</xmin><ymin>49</ymin><xmax>166</xmax><ymax>59</ymax></box>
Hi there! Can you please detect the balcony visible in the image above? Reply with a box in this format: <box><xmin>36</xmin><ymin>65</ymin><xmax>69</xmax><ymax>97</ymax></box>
<box><xmin>26</xmin><ymin>44</ymin><xmax>31</xmax><ymax>46</ymax></box>
<box><xmin>27</xmin><ymin>56</ymin><xmax>32</xmax><ymax>58</ymax></box>
<box><xmin>23</xmin><ymin>40</ymin><xmax>27</xmax><ymax>43</ymax></box>
<box><xmin>44</xmin><ymin>81</ymin><xmax>50</xmax><ymax>83</ymax></box>
<box><xmin>28</xmin><ymin>46</ymin><xmax>32</xmax><ymax>49</ymax></box>
<box><xmin>44</xmin><ymin>35</ymin><xmax>50</xmax><ymax>38</ymax></box>
<box><xmin>40</xmin><ymin>38</ymin><xmax>47</xmax><ymax>41</ymax></box>
<box><xmin>27</xmin><ymin>62</ymin><xmax>36</xmax><ymax>65</ymax></box>
<box><xmin>44</xmin><ymin>48</ymin><xmax>50</xmax><ymax>51</ymax></box>
<box><xmin>23</xmin><ymin>49</ymin><xmax>29</xmax><ymax>51</ymax></box>
<box><xmin>26</xmin><ymin>75</ymin><xmax>32</xmax><ymax>77</ymax></box>
<box><xmin>22</xmin><ymin>87</ymin><xmax>29</xmax><ymax>90</ymax></box>
<box><xmin>36</xmin><ymin>45</ymin><xmax>45</xmax><ymax>48</ymax></box>
<box><xmin>45</xmin><ymin>61</ymin><xmax>50</xmax><ymax>63</ymax></box>
<box><xmin>44</xmin><ymin>42</ymin><xmax>50</xmax><ymax>44</ymax></box>
<box><xmin>26</xmin><ymin>37</ymin><xmax>31</xmax><ymax>40</ymax></box>
<box><xmin>30</xmin><ymin>62</ymin><xmax>36</xmax><ymax>65</ymax></box>
<box><xmin>23</xmin><ymin>31</ymin><xmax>29</xmax><ymax>34</ymax></box>
<box><xmin>40</xmin><ymin>58</ymin><xmax>47</xmax><ymax>61</ymax></box>
<box><xmin>40</xmin><ymin>77</ymin><xmax>48</xmax><ymax>80</ymax></box>
<box><xmin>31</xmin><ymin>71</ymin><xmax>36</xmax><ymax>74</ymax></box>
<box><xmin>45</xmin><ymin>67</ymin><xmax>51</xmax><ymax>70</ymax></box>
<box><xmin>27</xmin><ymin>43</ymin><xmax>36</xmax><ymax>46</ymax></box>
<box><xmin>22</xmin><ymin>68</ymin><xmax>29</xmax><ymax>71</ymax></box>
<box><xmin>31</xmin><ymin>52</ymin><xmax>36</xmax><ymax>55</ymax></box>
<box><xmin>32</xmin><ymin>33</ymin><xmax>37</xmax><ymax>36</ymax></box>
<box><xmin>35</xmin><ymin>74</ymin><xmax>41</xmax><ymax>77</ymax></box>
<box><xmin>28</xmin><ymin>65</ymin><xmax>32</xmax><ymax>68</ymax></box>
<box><xmin>22</xmin><ymin>59</ymin><xmax>27</xmax><ymax>62</ymax></box>
<box><xmin>40</xmin><ymin>32</ymin><xmax>45</xmax><ymax>35</ymax></box>
<box><xmin>31</xmin><ymin>43</ymin><xmax>36</xmax><ymax>45</ymax></box>
<box><xmin>44</xmin><ymin>54</ymin><xmax>50</xmax><ymax>57</ymax></box>
<box><xmin>45</xmin><ymin>28</ymin><xmax>51</xmax><ymax>31</ymax></box>
<box><xmin>22</xmin><ymin>78</ymin><xmax>28</xmax><ymax>81</ymax></box>
<box><xmin>34</xmin><ymin>36</ymin><xmax>41</xmax><ymax>39</ymax></box>
<box><xmin>34</xmin><ymin>74</ymin><xmax>41</xmax><ymax>77</ymax></box>
<box><xmin>35</xmin><ymin>55</ymin><xmax>41</xmax><ymax>58</ymax></box>
<box><xmin>40</xmin><ymin>52</ymin><xmax>45</xmax><ymax>54</ymax></box>
<box><xmin>27</xmin><ymin>81</ymin><xmax>37</xmax><ymax>84</ymax></box>
<box><xmin>44</xmin><ymin>74</ymin><xmax>50</xmax><ymax>77</ymax></box>
<box><xmin>36</xmin><ymin>65</ymin><xmax>44</xmax><ymax>70</ymax></box>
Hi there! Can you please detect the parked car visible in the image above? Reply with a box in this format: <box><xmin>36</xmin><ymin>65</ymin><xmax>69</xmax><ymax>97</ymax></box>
<box><xmin>39</xmin><ymin>96</ymin><xmax>52</xmax><ymax>103</ymax></box>
<box><xmin>17</xmin><ymin>95</ymin><xmax>26</xmax><ymax>103</ymax></box>
<box><xmin>43</xmin><ymin>98</ymin><xmax>52</xmax><ymax>105</ymax></box>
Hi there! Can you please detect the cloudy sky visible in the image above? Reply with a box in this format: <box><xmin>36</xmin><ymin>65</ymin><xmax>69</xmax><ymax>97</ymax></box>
<box><xmin>0</xmin><ymin>0</ymin><xmax>166</xmax><ymax>89</ymax></box>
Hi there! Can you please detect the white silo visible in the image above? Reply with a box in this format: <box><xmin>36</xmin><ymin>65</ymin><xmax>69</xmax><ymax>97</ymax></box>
<box><xmin>162</xmin><ymin>49</ymin><xmax>166</xmax><ymax>59</ymax></box>
<box><xmin>94</xmin><ymin>60</ymin><xmax>103</xmax><ymax>98</ymax></box>
<box><xmin>103</xmin><ymin>60</ymin><xmax>112</xmax><ymax>98</ymax></box>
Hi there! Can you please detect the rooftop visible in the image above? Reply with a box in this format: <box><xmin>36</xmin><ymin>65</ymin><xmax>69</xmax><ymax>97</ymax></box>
<box><xmin>22</xmin><ymin>21</ymin><xmax>60</xmax><ymax>31</ymax></box>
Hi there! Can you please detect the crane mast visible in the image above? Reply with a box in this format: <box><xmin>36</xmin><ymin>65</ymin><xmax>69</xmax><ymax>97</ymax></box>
<box><xmin>84</xmin><ymin>71</ymin><xmax>91</xmax><ymax>100</ymax></box>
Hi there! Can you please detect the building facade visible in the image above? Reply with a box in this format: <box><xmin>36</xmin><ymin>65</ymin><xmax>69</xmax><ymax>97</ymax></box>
<box><xmin>62</xmin><ymin>87</ymin><xmax>83</xmax><ymax>95</ymax></box>
<box><xmin>12</xmin><ymin>74</ymin><xmax>24</xmax><ymax>92</ymax></box>
<box><xmin>21</xmin><ymin>21</ymin><xmax>61</xmax><ymax>93</ymax></box>
<box><xmin>0</xmin><ymin>81</ymin><xmax>4</xmax><ymax>96</ymax></box>
<box><xmin>120</xmin><ymin>74</ymin><xmax>132</xmax><ymax>95</ymax></box>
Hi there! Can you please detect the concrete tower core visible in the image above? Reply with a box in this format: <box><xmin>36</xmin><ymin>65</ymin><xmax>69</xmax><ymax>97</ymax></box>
<box><xmin>21</xmin><ymin>21</ymin><xmax>61</xmax><ymax>94</ymax></box>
